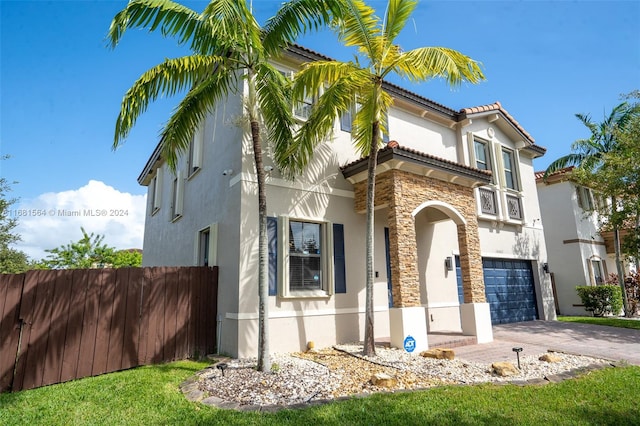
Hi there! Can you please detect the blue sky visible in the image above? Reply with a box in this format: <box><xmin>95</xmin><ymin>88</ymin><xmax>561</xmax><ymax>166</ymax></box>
<box><xmin>1</xmin><ymin>0</ymin><xmax>639</xmax><ymax>259</ymax></box>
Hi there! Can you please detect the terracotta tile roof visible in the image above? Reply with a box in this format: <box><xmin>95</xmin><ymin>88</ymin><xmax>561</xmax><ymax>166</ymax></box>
<box><xmin>460</xmin><ymin>101</ymin><xmax>535</xmax><ymax>144</ymax></box>
<box><xmin>534</xmin><ymin>166</ymin><xmax>575</xmax><ymax>183</ymax></box>
<box><xmin>341</xmin><ymin>141</ymin><xmax>492</xmax><ymax>183</ymax></box>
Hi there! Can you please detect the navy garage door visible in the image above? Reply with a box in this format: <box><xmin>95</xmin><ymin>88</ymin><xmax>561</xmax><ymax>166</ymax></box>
<box><xmin>456</xmin><ymin>257</ymin><xmax>538</xmax><ymax>324</ymax></box>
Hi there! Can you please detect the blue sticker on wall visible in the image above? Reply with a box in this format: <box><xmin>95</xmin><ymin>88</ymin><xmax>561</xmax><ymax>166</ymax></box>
<box><xmin>403</xmin><ymin>335</ymin><xmax>416</xmax><ymax>353</ymax></box>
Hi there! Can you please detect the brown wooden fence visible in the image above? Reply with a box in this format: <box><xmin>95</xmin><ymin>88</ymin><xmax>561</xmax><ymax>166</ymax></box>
<box><xmin>0</xmin><ymin>266</ymin><xmax>218</xmax><ymax>393</ymax></box>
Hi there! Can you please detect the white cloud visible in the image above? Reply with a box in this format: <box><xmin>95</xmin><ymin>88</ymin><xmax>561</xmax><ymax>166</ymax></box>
<box><xmin>12</xmin><ymin>180</ymin><xmax>147</xmax><ymax>261</ymax></box>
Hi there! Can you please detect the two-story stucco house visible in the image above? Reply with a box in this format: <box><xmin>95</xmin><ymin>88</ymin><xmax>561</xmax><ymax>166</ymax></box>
<box><xmin>535</xmin><ymin>166</ymin><xmax>622</xmax><ymax>315</ymax></box>
<box><xmin>138</xmin><ymin>45</ymin><xmax>556</xmax><ymax>358</ymax></box>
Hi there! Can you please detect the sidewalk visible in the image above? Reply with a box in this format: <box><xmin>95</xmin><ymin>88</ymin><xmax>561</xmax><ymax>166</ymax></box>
<box><xmin>453</xmin><ymin>321</ymin><xmax>640</xmax><ymax>365</ymax></box>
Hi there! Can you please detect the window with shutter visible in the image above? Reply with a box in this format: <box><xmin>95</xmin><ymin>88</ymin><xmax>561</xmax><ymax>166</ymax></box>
<box><xmin>268</xmin><ymin>216</ymin><xmax>346</xmax><ymax>297</ymax></box>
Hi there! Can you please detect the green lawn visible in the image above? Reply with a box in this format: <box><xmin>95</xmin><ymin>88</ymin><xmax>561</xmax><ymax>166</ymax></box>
<box><xmin>1</xmin><ymin>360</ymin><xmax>638</xmax><ymax>425</ymax></box>
<box><xmin>559</xmin><ymin>315</ymin><xmax>640</xmax><ymax>330</ymax></box>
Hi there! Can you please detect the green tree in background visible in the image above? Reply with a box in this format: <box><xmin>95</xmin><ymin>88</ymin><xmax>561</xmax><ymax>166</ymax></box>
<box><xmin>279</xmin><ymin>0</ymin><xmax>485</xmax><ymax>355</ymax></box>
<box><xmin>40</xmin><ymin>227</ymin><xmax>141</xmax><ymax>269</ymax></box>
<box><xmin>0</xmin><ymin>158</ymin><xmax>31</xmax><ymax>274</ymax></box>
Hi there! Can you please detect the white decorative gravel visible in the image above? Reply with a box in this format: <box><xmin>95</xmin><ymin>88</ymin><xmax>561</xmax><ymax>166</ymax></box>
<box><xmin>197</xmin><ymin>344</ymin><xmax>610</xmax><ymax>407</ymax></box>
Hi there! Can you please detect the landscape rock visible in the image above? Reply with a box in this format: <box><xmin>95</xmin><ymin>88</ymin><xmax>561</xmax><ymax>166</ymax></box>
<box><xmin>420</xmin><ymin>348</ymin><xmax>455</xmax><ymax>360</ymax></box>
<box><xmin>539</xmin><ymin>353</ymin><xmax>562</xmax><ymax>363</ymax></box>
<box><xmin>371</xmin><ymin>372</ymin><xmax>398</xmax><ymax>388</ymax></box>
<box><xmin>492</xmin><ymin>361</ymin><xmax>519</xmax><ymax>377</ymax></box>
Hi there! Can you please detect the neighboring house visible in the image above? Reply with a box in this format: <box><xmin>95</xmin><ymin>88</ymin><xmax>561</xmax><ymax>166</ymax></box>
<box><xmin>138</xmin><ymin>45</ymin><xmax>556</xmax><ymax>358</ymax></box>
<box><xmin>535</xmin><ymin>167</ymin><xmax>619</xmax><ymax>315</ymax></box>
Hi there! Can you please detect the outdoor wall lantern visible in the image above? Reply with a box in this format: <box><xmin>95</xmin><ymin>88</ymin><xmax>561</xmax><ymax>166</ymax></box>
<box><xmin>444</xmin><ymin>257</ymin><xmax>453</xmax><ymax>272</ymax></box>
<box><xmin>543</xmin><ymin>263</ymin><xmax>550</xmax><ymax>274</ymax></box>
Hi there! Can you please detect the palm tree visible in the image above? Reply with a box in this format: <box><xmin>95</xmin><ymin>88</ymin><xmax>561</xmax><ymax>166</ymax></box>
<box><xmin>278</xmin><ymin>0</ymin><xmax>485</xmax><ymax>355</ymax></box>
<box><xmin>108</xmin><ymin>0</ymin><xmax>333</xmax><ymax>371</ymax></box>
<box><xmin>545</xmin><ymin>101</ymin><xmax>640</xmax><ymax>316</ymax></box>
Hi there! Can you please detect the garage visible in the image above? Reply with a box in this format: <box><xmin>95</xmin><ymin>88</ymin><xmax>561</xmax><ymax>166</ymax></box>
<box><xmin>456</xmin><ymin>257</ymin><xmax>538</xmax><ymax>324</ymax></box>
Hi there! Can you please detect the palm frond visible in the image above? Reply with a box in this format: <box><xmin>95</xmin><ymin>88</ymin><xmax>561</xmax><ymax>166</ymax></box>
<box><xmin>200</xmin><ymin>0</ymin><xmax>263</xmax><ymax>58</ymax></box>
<box><xmin>291</xmin><ymin>60</ymin><xmax>363</xmax><ymax>102</ymax></box>
<box><xmin>262</xmin><ymin>0</ymin><xmax>336</xmax><ymax>55</ymax></box>
<box><xmin>351</xmin><ymin>87</ymin><xmax>393</xmax><ymax>155</ymax></box>
<box><xmin>159</xmin><ymin>69</ymin><xmax>237</xmax><ymax>169</ymax></box>
<box><xmin>335</xmin><ymin>0</ymin><xmax>379</xmax><ymax>56</ymax></box>
<box><xmin>543</xmin><ymin>153</ymin><xmax>586</xmax><ymax>178</ymax></box>
<box><xmin>114</xmin><ymin>55</ymin><xmax>227</xmax><ymax>148</ymax></box>
<box><xmin>382</xmin><ymin>0</ymin><xmax>417</xmax><ymax>42</ymax></box>
<box><xmin>575</xmin><ymin>112</ymin><xmax>598</xmax><ymax>136</ymax></box>
<box><xmin>282</xmin><ymin>69</ymin><xmax>367</xmax><ymax>176</ymax></box>
<box><xmin>107</xmin><ymin>0</ymin><xmax>200</xmax><ymax>48</ymax></box>
<box><xmin>392</xmin><ymin>47</ymin><xmax>485</xmax><ymax>85</ymax></box>
<box><xmin>255</xmin><ymin>63</ymin><xmax>296</xmax><ymax>167</ymax></box>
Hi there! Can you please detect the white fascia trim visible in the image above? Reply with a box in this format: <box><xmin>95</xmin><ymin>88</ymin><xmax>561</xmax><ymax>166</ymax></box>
<box><xmin>229</xmin><ymin>172</ymin><xmax>354</xmax><ymax>199</ymax></box>
<box><xmin>226</xmin><ymin>305</ymin><xmax>389</xmax><ymax>320</ymax></box>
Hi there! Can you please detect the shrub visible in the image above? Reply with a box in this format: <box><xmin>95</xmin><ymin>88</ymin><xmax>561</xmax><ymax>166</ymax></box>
<box><xmin>576</xmin><ymin>285</ymin><xmax>623</xmax><ymax>317</ymax></box>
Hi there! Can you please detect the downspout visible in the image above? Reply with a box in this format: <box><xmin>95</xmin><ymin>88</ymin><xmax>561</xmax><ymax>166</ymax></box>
<box><xmin>216</xmin><ymin>314</ymin><xmax>223</xmax><ymax>354</ymax></box>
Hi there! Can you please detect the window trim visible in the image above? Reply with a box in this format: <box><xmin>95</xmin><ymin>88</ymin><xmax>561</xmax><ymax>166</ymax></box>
<box><xmin>472</xmin><ymin>137</ymin><xmax>493</xmax><ymax>174</ymax></box>
<box><xmin>501</xmin><ymin>147</ymin><xmax>519</xmax><ymax>191</ymax></box>
<box><xmin>187</xmin><ymin>125</ymin><xmax>204</xmax><ymax>179</ymax></box>
<box><xmin>150</xmin><ymin>168</ymin><xmax>163</xmax><ymax>216</ymax></box>
<box><xmin>340</xmin><ymin>105</ymin><xmax>354</xmax><ymax>133</ymax></box>
<box><xmin>277</xmin><ymin>216</ymin><xmax>335</xmax><ymax>298</ymax></box>
<box><xmin>170</xmin><ymin>170</ymin><xmax>184</xmax><ymax>221</ymax></box>
<box><xmin>588</xmin><ymin>256</ymin><xmax>607</xmax><ymax>286</ymax></box>
<box><xmin>195</xmin><ymin>223</ymin><xmax>217</xmax><ymax>266</ymax></box>
<box><xmin>577</xmin><ymin>185</ymin><xmax>595</xmax><ymax>211</ymax></box>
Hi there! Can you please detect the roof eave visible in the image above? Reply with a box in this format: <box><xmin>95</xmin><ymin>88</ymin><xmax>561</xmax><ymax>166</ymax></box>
<box><xmin>341</xmin><ymin>145</ymin><xmax>492</xmax><ymax>187</ymax></box>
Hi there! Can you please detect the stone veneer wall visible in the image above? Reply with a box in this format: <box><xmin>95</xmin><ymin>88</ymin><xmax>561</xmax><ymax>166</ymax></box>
<box><xmin>354</xmin><ymin>169</ymin><xmax>486</xmax><ymax>307</ymax></box>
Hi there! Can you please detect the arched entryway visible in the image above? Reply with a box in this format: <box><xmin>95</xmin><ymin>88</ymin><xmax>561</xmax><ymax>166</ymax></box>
<box><xmin>342</xmin><ymin>144</ymin><xmax>495</xmax><ymax>351</ymax></box>
<box><xmin>413</xmin><ymin>201</ymin><xmax>465</xmax><ymax>333</ymax></box>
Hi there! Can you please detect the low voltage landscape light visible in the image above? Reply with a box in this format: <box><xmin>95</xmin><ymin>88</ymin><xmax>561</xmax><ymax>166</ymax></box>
<box><xmin>216</xmin><ymin>362</ymin><xmax>228</xmax><ymax>377</ymax></box>
<box><xmin>512</xmin><ymin>347</ymin><xmax>523</xmax><ymax>369</ymax></box>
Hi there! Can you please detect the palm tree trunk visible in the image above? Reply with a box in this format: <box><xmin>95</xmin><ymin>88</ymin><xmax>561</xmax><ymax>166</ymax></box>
<box><xmin>363</xmin><ymin>121</ymin><xmax>380</xmax><ymax>357</ymax></box>
<box><xmin>247</xmin><ymin>70</ymin><xmax>270</xmax><ymax>372</ymax></box>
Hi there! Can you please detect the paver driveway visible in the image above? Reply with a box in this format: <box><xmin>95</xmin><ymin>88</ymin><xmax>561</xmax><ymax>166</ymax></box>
<box><xmin>454</xmin><ymin>320</ymin><xmax>640</xmax><ymax>365</ymax></box>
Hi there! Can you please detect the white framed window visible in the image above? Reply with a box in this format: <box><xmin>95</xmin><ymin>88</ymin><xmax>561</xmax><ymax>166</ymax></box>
<box><xmin>188</xmin><ymin>125</ymin><xmax>204</xmax><ymax>177</ymax></box>
<box><xmin>501</xmin><ymin>148</ymin><xmax>519</xmax><ymax>190</ymax></box>
<box><xmin>588</xmin><ymin>256</ymin><xmax>607</xmax><ymax>285</ymax></box>
<box><xmin>340</xmin><ymin>105</ymin><xmax>354</xmax><ymax>133</ymax></box>
<box><xmin>576</xmin><ymin>186</ymin><xmax>595</xmax><ymax>211</ymax></box>
<box><xmin>199</xmin><ymin>228</ymin><xmax>210</xmax><ymax>266</ymax></box>
<box><xmin>276</xmin><ymin>216</ymin><xmax>335</xmax><ymax>298</ymax></box>
<box><xmin>170</xmin><ymin>170</ymin><xmax>184</xmax><ymax>221</ymax></box>
<box><xmin>294</xmin><ymin>94</ymin><xmax>314</xmax><ymax>121</ymax></box>
<box><xmin>473</xmin><ymin>138</ymin><xmax>492</xmax><ymax>172</ymax></box>
<box><xmin>289</xmin><ymin>220</ymin><xmax>323</xmax><ymax>290</ymax></box>
<box><xmin>150</xmin><ymin>167</ymin><xmax>163</xmax><ymax>215</ymax></box>
<box><xmin>195</xmin><ymin>223</ymin><xmax>217</xmax><ymax>266</ymax></box>
<box><xmin>340</xmin><ymin>104</ymin><xmax>389</xmax><ymax>143</ymax></box>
